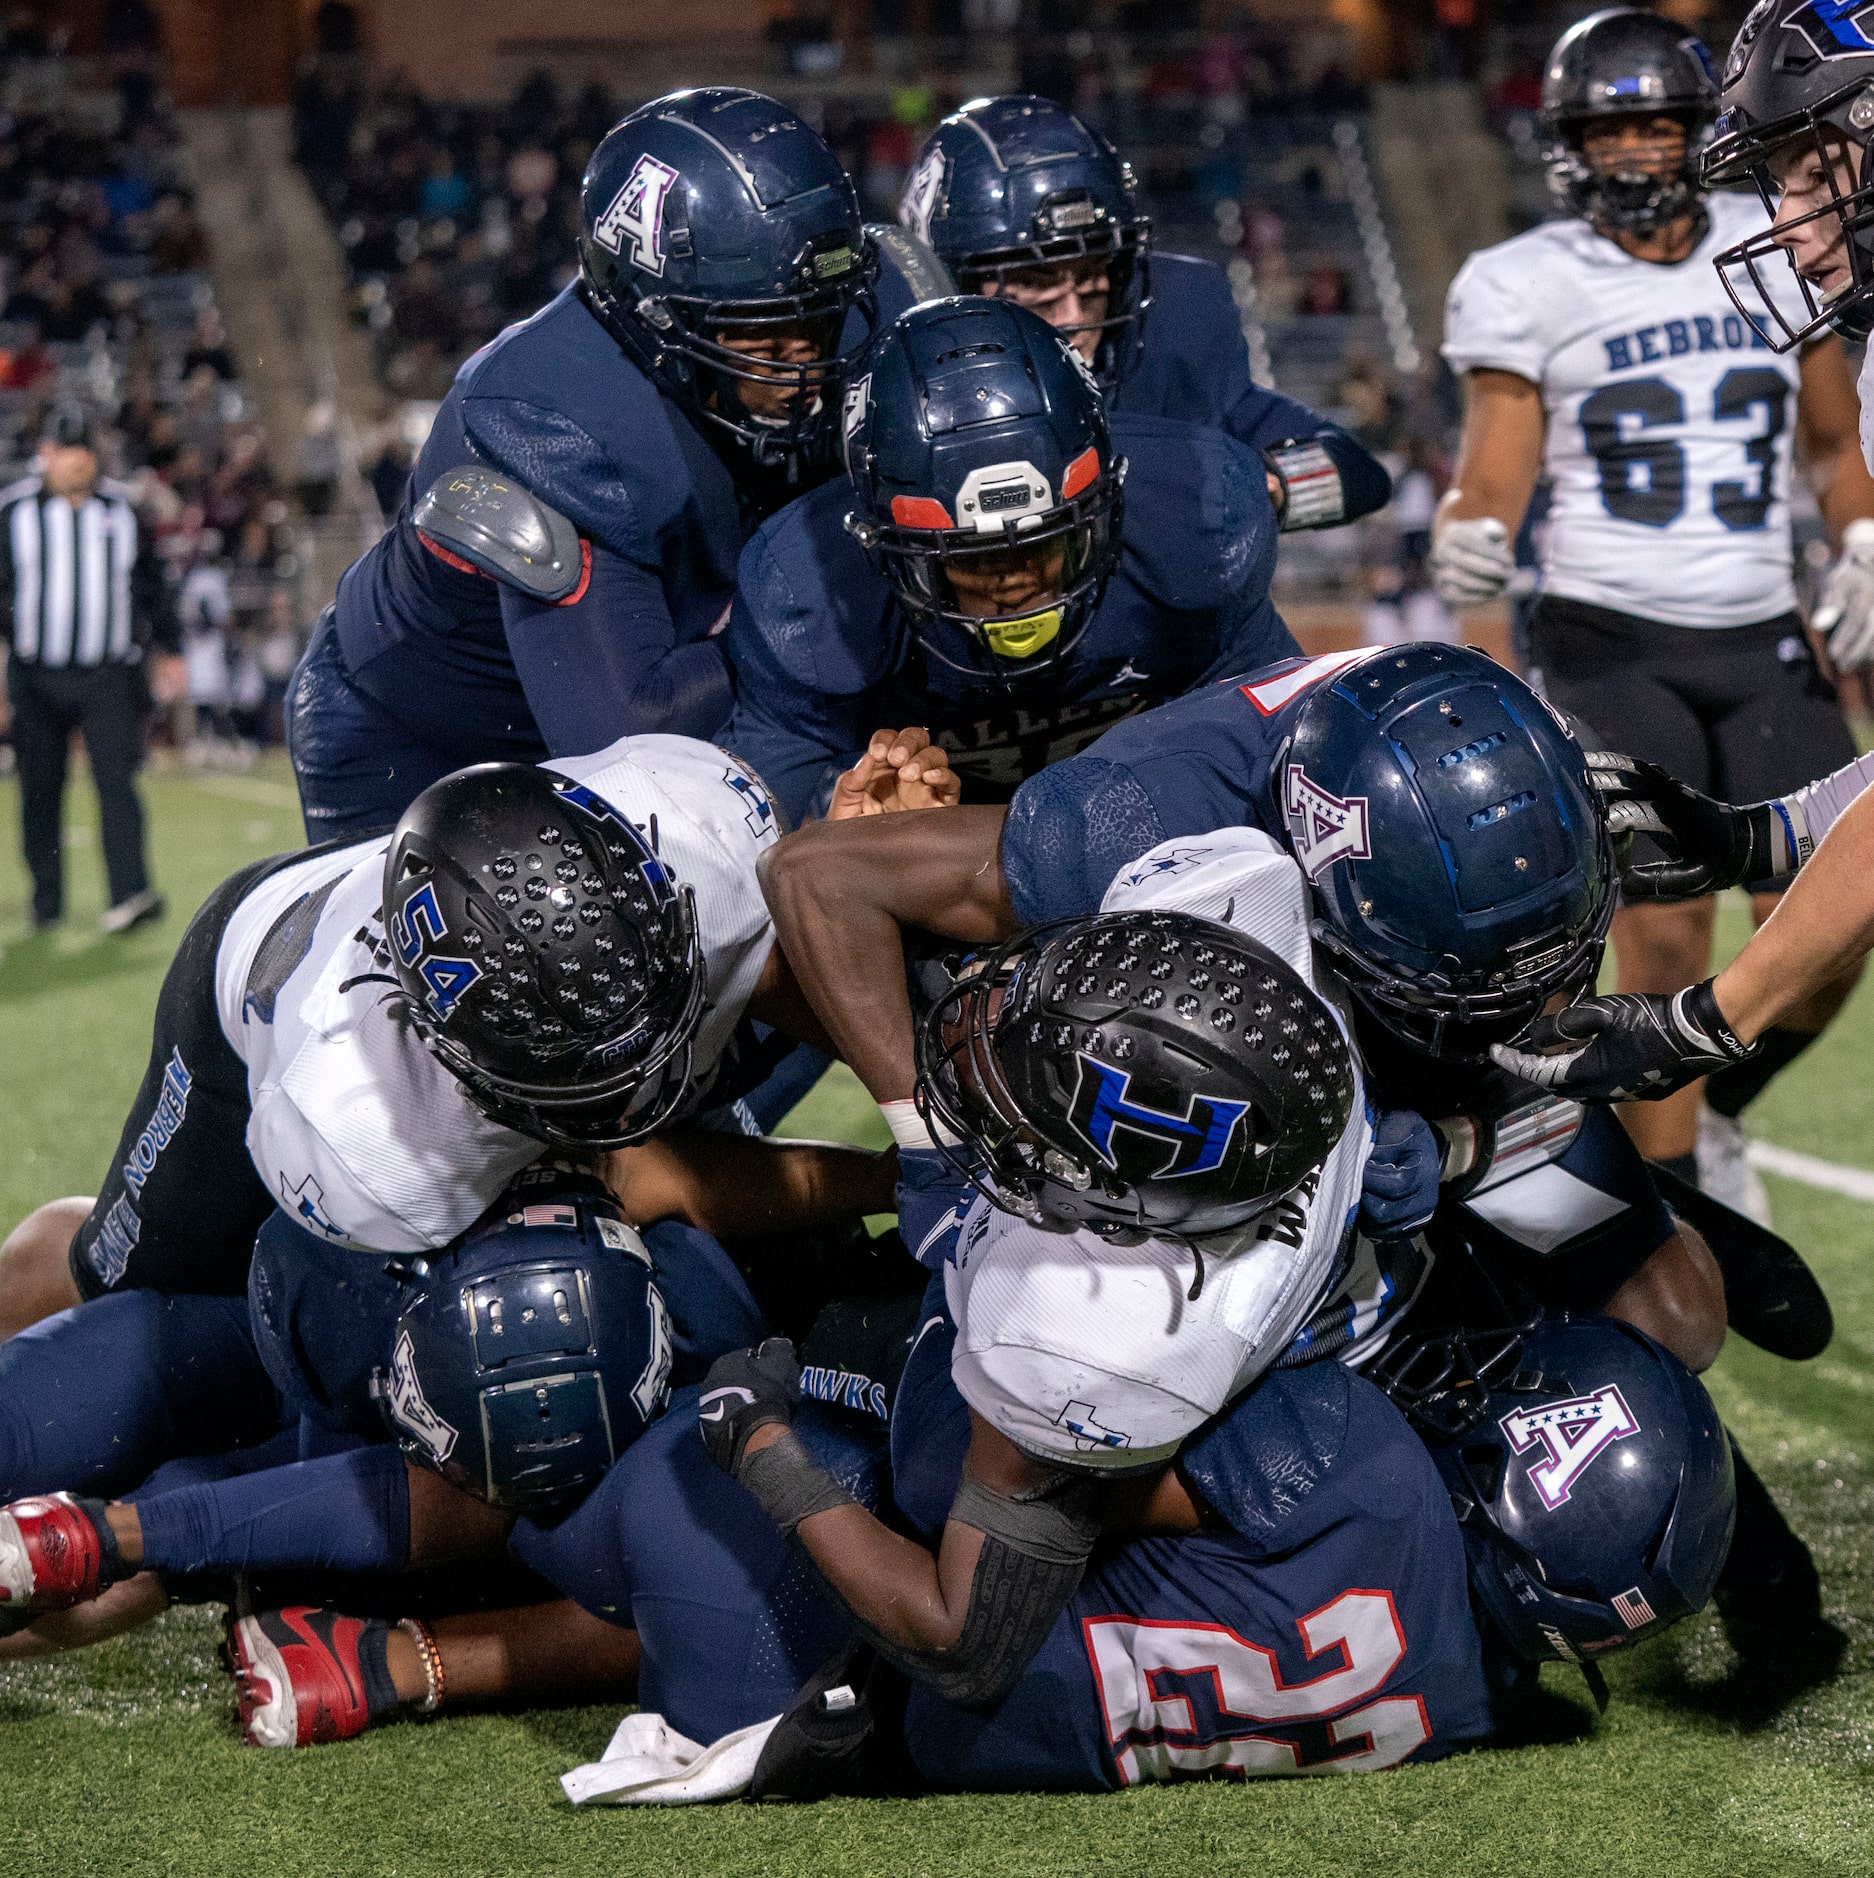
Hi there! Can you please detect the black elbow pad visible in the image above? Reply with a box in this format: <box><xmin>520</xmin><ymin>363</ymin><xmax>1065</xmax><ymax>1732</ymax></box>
<box><xmin>863</xmin><ymin>1471</ymin><xmax>1104</xmax><ymax>1712</ymax></box>
<box><xmin>412</xmin><ymin>464</ymin><xmax>584</xmax><ymax>601</ymax></box>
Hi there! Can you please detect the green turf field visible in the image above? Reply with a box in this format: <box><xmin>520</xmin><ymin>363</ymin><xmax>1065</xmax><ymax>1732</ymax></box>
<box><xmin>0</xmin><ymin>754</ymin><xmax>1869</xmax><ymax>1877</ymax></box>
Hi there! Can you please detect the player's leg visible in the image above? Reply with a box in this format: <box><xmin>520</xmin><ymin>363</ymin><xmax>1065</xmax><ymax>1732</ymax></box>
<box><xmin>226</xmin><ymin>1595</ymin><xmax>643</xmax><ymax>1747</ymax></box>
<box><xmin>56</xmin><ymin>854</ymin><xmax>287</xmax><ymax>1318</ymax></box>
<box><xmin>1696</xmin><ymin>618</ymin><xmax>1864</xmax><ymax>1215</ymax></box>
<box><xmin>0</xmin><ymin>1291</ymin><xmax>278</xmax><ymax>1500</ymax></box>
<box><xmin>9</xmin><ymin>662</ymin><xmax>75</xmax><ymax>929</ymax></box>
<box><xmin>511</xmin><ymin>1393</ymin><xmax>880</xmax><ymax>1746</ymax></box>
<box><xmin>0</xmin><ymin>1198</ymin><xmax>94</xmax><ymax>1339</ymax></box>
<box><xmin>1528</xmin><ymin>597</ymin><xmax>1717</xmax><ymax>1175</ymax></box>
<box><xmin>284</xmin><ymin>610</ymin><xmax>463</xmax><ymax>843</ymax></box>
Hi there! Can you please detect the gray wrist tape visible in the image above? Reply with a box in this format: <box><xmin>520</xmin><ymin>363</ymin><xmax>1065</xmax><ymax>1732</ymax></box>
<box><xmin>739</xmin><ymin>1429</ymin><xmax>858</xmax><ymax>1537</ymax></box>
<box><xmin>949</xmin><ymin>1472</ymin><xmax>1106</xmax><ymax>1566</ymax></box>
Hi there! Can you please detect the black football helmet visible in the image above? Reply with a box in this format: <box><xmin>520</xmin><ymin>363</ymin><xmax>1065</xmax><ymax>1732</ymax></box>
<box><xmin>1541</xmin><ymin>8</ymin><xmax>1720</xmax><ymax>234</ymax></box>
<box><xmin>1284</xmin><ymin>646</ymin><xmax>1615</xmax><ymax>1060</ymax></box>
<box><xmin>1375</xmin><ymin>1316</ymin><xmax>1736</xmax><ymax>1673</ymax></box>
<box><xmin>898</xmin><ymin>95</ymin><xmax>1152</xmax><ymax>389</ymax></box>
<box><xmin>382</xmin><ymin>1168</ymin><xmax>671</xmax><ymax>1512</ymax></box>
<box><xmin>916</xmin><ymin>910</ymin><xmax>1355</xmax><ymax>1238</ymax></box>
<box><xmin>579</xmin><ymin>87</ymin><xmax>878</xmax><ymax>472</ymax></box>
<box><xmin>1705</xmin><ymin>0</ymin><xmax>1874</xmax><ymax>348</ymax></box>
<box><xmin>383</xmin><ymin>763</ymin><xmax>705</xmax><ymax>1151</ymax></box>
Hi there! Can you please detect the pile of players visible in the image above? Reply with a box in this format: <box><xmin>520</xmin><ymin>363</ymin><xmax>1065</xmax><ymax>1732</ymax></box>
<box><xmin>0</xmin><ymin>30</ymin><xmax>1858</xmax><ymax>1795</ymax></box>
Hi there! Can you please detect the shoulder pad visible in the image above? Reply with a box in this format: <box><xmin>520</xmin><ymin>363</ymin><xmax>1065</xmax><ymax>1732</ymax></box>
<box><xmin>412</xmin><ymin>465</ymin><xmax>583</xmax><ymax>602</ymax></box>
<box><xmin>866</xmin><ymin>221</ymin><xmax>956</xmax><ymax>307</ymax></box>
<box><xmin>1111</xmin><ymin>415</ymin><xmax>1272</xmax><ymax>608</ymax></box>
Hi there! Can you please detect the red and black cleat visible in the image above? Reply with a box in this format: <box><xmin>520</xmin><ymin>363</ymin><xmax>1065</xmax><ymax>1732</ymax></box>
<box><xmin>226</xmin><ymin>1606</ymin><xmax>402</xmax><ymax>1748</ymax></box>
<box><xmin>0</xmin><ymin>1493</ymin><xmax>112</xmax><ymax>1613</ymax></box>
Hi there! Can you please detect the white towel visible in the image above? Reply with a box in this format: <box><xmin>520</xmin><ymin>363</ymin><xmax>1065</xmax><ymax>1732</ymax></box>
<box><xmin>561</xmin><ymin>1710</ymin><xmax>780</xmax><ymax>1806</ymax></box>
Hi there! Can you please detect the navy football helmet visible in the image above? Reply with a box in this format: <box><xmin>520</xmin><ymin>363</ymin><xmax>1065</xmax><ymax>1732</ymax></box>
<box><xmin>384</xmin><ymin>763</ymin><xmax>705</xmax><ymax>1151</ymax></box>
<box><xmin>843</xmin><ymin>295</ymin><xmax>1124</xmax><ymax>684</ymax></box>
<box><xmin>381</xmin><ymin>1170</ymin><xmax>672</xmax><ymax>1512</ymax></box>
<box><xmin>579</xmin><ymin>88</ymin><xmax>877</xmax><ymax>470</ymax></box>
<box><xmin>1376</xmin><ymin>1316</ymin><xmax>1736</xmax><ymax>1673</ymax></box>
<box><xmin>898</xmin><ymin>95</ymin><xmax>1151</xmax><ymax>388</ymax></box>
<box><xmin>1540</xmin><ymin>9</ymin><xmax>1719</xmax><ymax>234</ymax></box>
<box><xmin>917</xmin><ymin>910</ymin><xmax>1354</xmax><ymax>1241</ymax></box>
<box><xmin>1283</xmin><ymin>645</ymin><xmax>1614</xmax><ymax>1059</ymax></box>
<box><xmin>1705</xmin><ymin>0</ymin><xmax>1874</xmax><ymax>349</ymax></box>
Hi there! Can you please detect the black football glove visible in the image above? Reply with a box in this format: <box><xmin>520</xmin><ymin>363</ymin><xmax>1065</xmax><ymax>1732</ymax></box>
<box><xmin>1490</xmin><ymin>978</ymin><xmax>1758</xmax><ymax>1103</ymax></box>
<box><xmin>698</xmin><ymin>1338</ymin><xmax>802</xmax><ymax>1477</ymax></box>
<box><xmin>1586</xmin><ymin>752</ymin><xmax>1808</xmax><ymax>900</ymax></box>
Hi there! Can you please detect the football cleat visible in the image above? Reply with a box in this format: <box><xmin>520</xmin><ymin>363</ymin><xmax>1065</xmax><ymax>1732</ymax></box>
<box><xmin>226</xmin><ymin>1606</ymin><xmax>401</xmax><ymax>1748</ymax></box>
<box><xmin>0</xmin><ymin>1493</ymin><xmax>110</xmax><ymax>1612</ymax></box>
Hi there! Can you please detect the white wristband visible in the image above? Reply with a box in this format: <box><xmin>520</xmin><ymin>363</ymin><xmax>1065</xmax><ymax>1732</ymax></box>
<box><xmin>880</xmin><ymin>1098</ymin><xmax>961</xmax><ymax>1152</ymax></box>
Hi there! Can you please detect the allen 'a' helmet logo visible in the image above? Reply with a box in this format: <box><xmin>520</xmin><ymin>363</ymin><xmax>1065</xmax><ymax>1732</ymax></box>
<box><xmin>1500</xmin><ymin>1384</ymin><xmax>1640</xmax><ymax>1511</ymax></box>
<box><xmin>1066</xmin><ymin>1053</ymin><xmax>1251</xmax><ymax>1180</ymax></box>
<box><xmin>1283</xmin><ymin>763</ymin><xmax>1372</xmax><ymax>883</ymax></box>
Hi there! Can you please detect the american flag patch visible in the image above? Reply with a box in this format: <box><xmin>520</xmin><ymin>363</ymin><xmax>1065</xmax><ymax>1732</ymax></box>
<box><xmin>1612</xmin><ymin>1587</ymin><xmax>1656</xmax><ymax>1631</ymax></box>
<box><xmin>520</xmin><ymin>1204</ymin><xmax>578</xmax><ymax>1231</ymax></box>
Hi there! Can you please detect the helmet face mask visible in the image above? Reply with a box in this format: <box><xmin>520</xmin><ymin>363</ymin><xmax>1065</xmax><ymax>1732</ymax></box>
<box><xmin>385</xmin><ymin>765</ymin><xmax>709</xmax><ymax>1152</ymax></box>
<box><xmin>899</xmin><ymin>97</ymin><xmax>1154</xmax><ymax>390</ymax></box>
<box><xmin>844</xmin><ymin>294</ymin><xmax>1125</xmax><ymax>687</ymax></box>
<box><xmin>578</xmin><ymin>87</ymin><xmax>878</xmax><ymax>475</ymax></box>
<box><xmin>1539</xmin><ymin>8</ymin><xmax>1719</xmax><ymax>236</ymax></box>
<box><xmin>860</xmin><ymin>467</ymin><xmax>1122</xmax><ymax>682</ymax></box>
<box><xmin>1704</xmin><ymin>1</ymin><xmax>1874</xmax><ymax>350</ymax></box>
<box><xmin>916</xmin><ymin>912</ymin><xmax>1355</xmax><ymax>1241</ymax></box>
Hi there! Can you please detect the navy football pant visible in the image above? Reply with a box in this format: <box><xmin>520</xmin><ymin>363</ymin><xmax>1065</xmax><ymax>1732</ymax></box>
<box><xmin>0</xmin><ymin>1292</ymin><xmax>279</xmax><ymax>1499</ymax></box>
<box><xmin>510</xmin><ymin>1391</ymin><xmax>881</xmax><ymax>1746</ymax></box>
<box><xmin>285</xmin><ymin>611</ymin><xmax>469</xmax><ymax>842</ymax></box>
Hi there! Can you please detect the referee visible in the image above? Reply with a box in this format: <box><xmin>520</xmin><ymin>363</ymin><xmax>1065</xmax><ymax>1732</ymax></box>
<box><xmin>0</xmin><ymin>404</ymin><xmax>167</xmax><ymax>933</ymax></box>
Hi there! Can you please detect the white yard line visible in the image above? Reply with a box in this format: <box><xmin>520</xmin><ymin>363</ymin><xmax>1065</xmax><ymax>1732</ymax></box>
<box><xmin>1748</xmin><ymin>1140</ymin><xmax>1874</xmax><ymax>1205</ymax></box>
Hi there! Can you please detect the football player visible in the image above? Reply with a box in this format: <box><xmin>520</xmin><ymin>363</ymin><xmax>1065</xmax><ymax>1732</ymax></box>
<box><xmin>287</xmin><ymin>89</ymin><xmax>877</xmax><ymax>841</ymax></box>
<box><xmin>888</xmin><ymin>94</ymin><xmax>1391</xmax><ymax>538</ymax></box>
<box><xmin>1429</xmin><ymin>9</ymin><xmax>1874</xmax><ymax>1217</ymax></box>
<box><xmin>187</xmin><ymin>1314</ymin><xmax>1729</xmax><ymax>1782</ymax></box>
<box><xmin>723</xmin><ymin>296</ymin><xmax>1299</xmax><ymax>822</ymax></box>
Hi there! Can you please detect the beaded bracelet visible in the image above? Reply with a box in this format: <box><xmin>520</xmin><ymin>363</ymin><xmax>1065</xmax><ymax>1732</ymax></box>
<box><xmin>398</xmin><ymin>1617</ymin><xmax>445</xmax><ymax>1715</ymax></box>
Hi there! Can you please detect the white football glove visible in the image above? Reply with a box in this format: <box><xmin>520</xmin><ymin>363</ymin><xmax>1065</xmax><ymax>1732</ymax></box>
<box><xmin>1813</xmin><ymin>516</ymin><xmax>1874</xmax><ymax>671</ymax></box>
<box><xmin>1430</xmin><ymin>516</ymin><xmax>1515</xmax><ymax>607</ymax></box>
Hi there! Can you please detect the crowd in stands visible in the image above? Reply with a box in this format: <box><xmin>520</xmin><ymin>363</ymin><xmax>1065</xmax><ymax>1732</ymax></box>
<box><xmin>0</xmin><ymin>34</ymin><xmax>300</xmax><ymax>762</ymax></box>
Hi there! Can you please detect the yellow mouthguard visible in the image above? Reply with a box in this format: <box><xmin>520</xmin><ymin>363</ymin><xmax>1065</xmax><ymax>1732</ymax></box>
<box><xmin>980</xmin><ymin>607</ymin><xmax>1063</xmax><ymax>660</ymax></box>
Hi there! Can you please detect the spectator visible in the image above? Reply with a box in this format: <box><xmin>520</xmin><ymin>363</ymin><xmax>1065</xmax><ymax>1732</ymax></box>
<box><xmin>1299</xmin><ymin>260</ymin><xmax>1352</xmax><ymax>316</ymax></box>
<box><xmin>146</xmin><ymin>190</ymin><xmax>208</xmax><ymax>273</ymax></box>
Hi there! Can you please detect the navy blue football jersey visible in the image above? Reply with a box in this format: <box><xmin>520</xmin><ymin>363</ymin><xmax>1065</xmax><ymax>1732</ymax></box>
<box><xmin>325</xmin><ymin>284</ymin><xmax>763</xmax><ymax>770</ymax></box>
<box><xmin>888</xmin><ymin>1298</ymin><xmax>1494</xmax><ymax>1790</ymax></box>
<box><xmin>995</xmin><ymin>648</ymin><xmax>1679</xmax><ymax>1304</ymax></box>
<box><xmin>722</xmin><ymin>414</ymin><xmax>1300</xmax><ymax>822</ymax></box>
<box><xmin>875</xmin><ymin>250</ymin><xmax>1390</xmax><ymax>520</ymax></box>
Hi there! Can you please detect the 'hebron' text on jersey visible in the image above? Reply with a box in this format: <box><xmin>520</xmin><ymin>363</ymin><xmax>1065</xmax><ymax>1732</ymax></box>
<box><xmin>1443</xmin><ymin>193</ymin><xmax>1798</xmax><ymax>628</ymax></box>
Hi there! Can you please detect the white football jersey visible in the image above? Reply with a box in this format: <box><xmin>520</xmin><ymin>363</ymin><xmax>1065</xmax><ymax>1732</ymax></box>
<box><xmin>943</xmin><ymin>830</ymin><xmax>1375</xmax><ymax>1470</ymax></box>
<box><xmin>214</xmin><ymin>735</ymin><xmax>778</xmax><ymax>1255</ymax></box>
<box><xmin>1443</xmin><ymin>193</ymin><xmax>1800</xmax><ymax>628</ymax></box>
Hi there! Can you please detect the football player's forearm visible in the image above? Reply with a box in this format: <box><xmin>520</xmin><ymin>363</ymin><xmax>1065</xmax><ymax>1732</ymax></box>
<box><xmin>758</xmin><ymin>809</ymin><xmax>1014</xmax><ymax>1103</ymax></box>
<box><xmin>603</xmin><ymin>1132</ymin><xmax>897</xmax><ymax>1236</ymax></box>
<box><xmin>1715</xmin><ymin>786</ymin><xmax>1874</xmax><ymax>1040</ymax></box>
<box><xmin>1438</xmin><ymin>369</ymin><xmax>1544</xmax><ymax>534</ymax></box>
<box><xmin>787</xmin><ymin>1494</ymin><xmax>981</xmax><ymax>1654</ymax></box>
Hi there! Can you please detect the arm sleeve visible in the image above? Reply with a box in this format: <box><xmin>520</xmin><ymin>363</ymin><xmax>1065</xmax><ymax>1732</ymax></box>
<box><xmin>1790</xmin><ymin>750</ymin><xmax>1874</xmax><ymax>849</ymax></box>
<box><xmin>1224</xmin><ymin>385</ymin><xmax>1394</xmax><ymax>524</ymax></box>
<box><xmin>720</xmin><ymin>591</ymin><xmax>869</xmax><ymax>827</ymax></box>
<box><xmin>1002</xmin><ymin>755</ymin><xmax>1169</xmax><ymax>927</ymax></box>
<box><xmin>500</xmin><ymin>541</ymin><xmax>732</xmax><ymax>757</ymax></box>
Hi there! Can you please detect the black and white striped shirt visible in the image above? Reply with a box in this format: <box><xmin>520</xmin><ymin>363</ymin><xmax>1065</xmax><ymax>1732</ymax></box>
<box><xmin>1</xmin><ymin>475</ymin><xmax>144</xmax><ymax>668</ymax></box>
